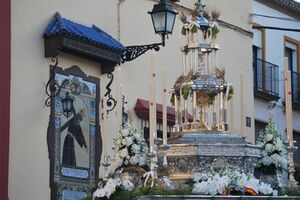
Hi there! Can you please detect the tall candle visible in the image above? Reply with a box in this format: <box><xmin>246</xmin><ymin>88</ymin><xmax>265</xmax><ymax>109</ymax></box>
<box><xmin>115</xmin><ymin>65</ymin><xmax>122</xmax><ymax>129</ymax></box>
<box><xmin>175</xmin><ymin>93</ymin><xmax>178</xmax><ymax>126</ymax></box>
<box><xmin>284</xmin><ymin>58</ymin><xmax>293</xmax><ymax>145</ymax></box>
<box><xmin>230</xmin><ymin>98</ymin><xmax>234</xmax><ymax>132</ymax></box>
<box><xmin>240</xmin><ymin>74</ymin><xmax>244</xmax><ymax>134</ymax></box>
<box><xmin>193</xmin><ymin>91</ymin><xmax>197</xmax><ymax>124</ymax></box>
<box><xmin>102</xmin><ymin>97</ymin><xmax>108</xmax><ymax>157</ymax></box>
<box><xmin>149</xmin><ymin>81</ymin><xmax>154</xmax><ymax>152</ymax></box>
<box><xmin>219</xmin><ymin>92</ymin><xmax>223</xmax><ymax>124</ymax></box>
<box><xmin>162</xmin><ymin>70</ymin><xmax>167</xmax><ymax>144</ymax></box>
<box><xmin>151</xmin><ymin>52</ymin><xmax>157</xmax><ymax>139</ymax></box>
<box><xmin>182</xmin><ymin>51</ymin><xmax>185</xmax><ymax>75</ymax></box>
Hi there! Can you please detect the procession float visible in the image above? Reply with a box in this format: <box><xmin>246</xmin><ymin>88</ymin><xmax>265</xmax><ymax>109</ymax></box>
<box><xmin>88</xmin><ymin>1</ymin><xmax>299</xmax><ymax>199</ymax></box>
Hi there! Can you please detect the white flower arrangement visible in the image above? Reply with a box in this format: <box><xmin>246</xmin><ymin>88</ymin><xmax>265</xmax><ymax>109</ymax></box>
<box><xmin>256</xmin><ymin>120</ymin><xmax>288</xmax><ymax>172</ymax></box>
<box><xmin>93</xmin><ymin>177</ymin><xmax>135</xmax><ymax>199</ymax></box>
<box><xmin>111</xmin><ymin>124</ymin><xmax>148</xmax><ymax>172</ymax></box>
<box><xmin>192</xmin><ymin>170</ymin><xmax>278</xmax><ymax>196</ymax></box>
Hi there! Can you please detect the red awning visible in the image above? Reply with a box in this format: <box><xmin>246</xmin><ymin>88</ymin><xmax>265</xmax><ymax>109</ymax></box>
<box><xmin>134</xmin><ymin>98</ymin><xmax>193</xmax><ymax>125</ymax></box>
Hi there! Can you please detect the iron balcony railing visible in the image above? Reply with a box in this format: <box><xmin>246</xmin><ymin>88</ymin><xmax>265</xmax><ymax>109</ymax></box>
<box><xmin>292</xmin><ymin>71</ymin><xmax>300</xmax><ymax>105</ymax></box>
<box><xmin>253</xmin><ymin>58</ymin><xmax>280</xmax><ymax>99</ymax></box>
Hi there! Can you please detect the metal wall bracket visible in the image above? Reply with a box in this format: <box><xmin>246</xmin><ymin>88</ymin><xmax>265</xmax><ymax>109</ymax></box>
<box><xmin>122</xmin><ymin>36</ymin><xmax>165</xmax><ymax>62</ymax></box>
<box><xmin>104</xmin><ymin>73</ymin><xmax>117</xmax><ymax>114</ymax></box>
<box><xmin>45</xmin><ymin>57</ymin><xmax>69</xmax><ymax>107</ymax></box>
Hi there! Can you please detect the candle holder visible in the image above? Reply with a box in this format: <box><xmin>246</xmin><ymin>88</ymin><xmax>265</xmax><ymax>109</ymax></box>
<box><xmin>102</xmin><ymin>156</ymin><xmax>111</xmax><ymax>180</ymax></box>
<box><xmin>284</xmin><ymin>140</ymin><xmax>298</xmax><ymax>186</ymax></box>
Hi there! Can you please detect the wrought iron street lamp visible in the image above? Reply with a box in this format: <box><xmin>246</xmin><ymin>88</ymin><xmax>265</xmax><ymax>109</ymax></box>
<box><xmin>122</xmin><ymin>0</ymin><xmax>177</xmax><ymax>62</ymax></box>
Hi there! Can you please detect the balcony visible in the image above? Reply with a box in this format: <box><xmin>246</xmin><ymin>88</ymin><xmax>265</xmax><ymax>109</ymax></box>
<box><xmin>292</xmin><ymin>71</ymin><xmax>300</xmax><ymax>110</ymax></box>
<box><xmin>253</xmin><ymin>58</ymin><xmax>280</xmax><ymax>101</ymax></box>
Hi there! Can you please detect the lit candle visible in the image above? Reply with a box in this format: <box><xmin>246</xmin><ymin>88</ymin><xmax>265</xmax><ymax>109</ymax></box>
<box><xmin>162</xmin><ymin>70</ymin><xmax>167</xmax><ymax>145</ymax></box>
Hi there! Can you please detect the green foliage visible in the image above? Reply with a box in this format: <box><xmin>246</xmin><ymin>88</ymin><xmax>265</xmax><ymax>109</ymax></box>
<box><xmin>181</xmin><ymin>27</ymin><xmax>187</xmax><ymax>36</ymax></box>
<box><xmin>90</xmin><ymin>186</ymin><xmax>194</xmax><ymax>200</ymax></box>
<box><xmin>191</xmin><ymin>25</ymin><xmax>198</xmax><ymax>33</ymax></box>
<box><xmin>208</xmin><ymin>93</ymin><xmax>217</xmax><ymax>105</ymax></box>
<box><xmin>181</xmin><ymin>85</ymin><xmax>191</xmax><ymax>100</ymax></box>
<box><xmin>170</xmin><ymin>93</ymin><xmax>175</xmax><ymax>107</ymax></box>
<box><xmin>204</xmin><ymin>29</ymin><xmax>211</xmax><ymax>40</ymax></box>
<box><xmin>283</xmin><ymin>186</ymin><xmax>300</xmax><ymax>196</ymax></box>
<box><xmin>227</xmin><ymin>85</ymin><xmax>234</xmax><ymax>101</ymax></box>
<box><xmin>212</xmin><ymin>26</ymin><xmax>220</xmax><ymax>41</ymax></box>
<box><xmin>82</xmin><ymin>194</ymin><xmax>93</xmax><ymax>200</ymax></box>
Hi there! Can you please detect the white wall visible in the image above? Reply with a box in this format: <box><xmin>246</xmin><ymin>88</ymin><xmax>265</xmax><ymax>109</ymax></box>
<box><xmin>253</xmin><ymin>0</ymin><xmax>300</xmax><ymax>134</ymax></box>
<box><xmin>10</xmin><ymin>0</ymin><xmax>253</xmax><ymax>199</ymax></box>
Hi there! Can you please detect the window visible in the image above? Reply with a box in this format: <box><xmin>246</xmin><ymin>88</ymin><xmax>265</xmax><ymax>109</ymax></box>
<box><xmin>253</xmin><ymin>28</ymin><xmax>264</xmax><ymax>92</ymax></box>
<box><xmin>253</xmin><ymin>28</ymin><xmax>265</xmax><ymax>60</ymax></box>
<box><xmin>284</xmin><ymin>36</ymin><xmax>300</xmax><ymax>105</ymax></box>
<box><xmin>285</xmin><ymin>44</ymin><xmax>298</xmax><ymax>72</ymax></box>
<box><xmin>253</xmin><ymin>28</ymin><xmax>279</xmax><ymax>100</ymax></box>
<box><xmin>284</xmin><ymin>36</ymin><xmax>299</xmax><ymax>73</ymax></box>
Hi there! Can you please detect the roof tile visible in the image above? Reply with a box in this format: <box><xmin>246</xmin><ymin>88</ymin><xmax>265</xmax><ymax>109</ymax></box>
<box><xmin>44</xmin><ymin>12</ymin><xmax>126</xmax><ymax>53</ymax></box>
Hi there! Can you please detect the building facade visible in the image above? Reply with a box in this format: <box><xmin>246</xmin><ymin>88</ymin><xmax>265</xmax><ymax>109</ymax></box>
<box><xmin>252</xmin><ymin>0</ymin><xmax>300</xmax><ymax>181</ymax></box>
<box><xmin>0</xmin><ymin>0</ymin><xmax>254</xmax><ymax>199</ymax></box>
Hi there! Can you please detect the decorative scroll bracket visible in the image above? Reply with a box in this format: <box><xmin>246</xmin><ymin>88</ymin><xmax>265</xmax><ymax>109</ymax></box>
<box><xmin>121</xmin><ymin>36</ymin><xmax>165</xmax><ymax>62</ymax></box>
<box><xmin>104</xmin><ymin>73</ymin><xmax>117</xmax><ymax>114</ymax></box>
<box><xmin>45</xmin><ymin>57</ymin><xmax>69</xmax><ymax>107</ymax></box>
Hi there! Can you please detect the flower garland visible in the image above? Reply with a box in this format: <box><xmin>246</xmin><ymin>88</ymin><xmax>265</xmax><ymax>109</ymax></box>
<box><xmin>256</xmin><ymin>120</ymin><xmax>288</xmax><ymax>173</ymax></box>
<box><xmin>192</xmin><ymin>170</ymin><xmax>278</xmax><ymax>196</ymax></box>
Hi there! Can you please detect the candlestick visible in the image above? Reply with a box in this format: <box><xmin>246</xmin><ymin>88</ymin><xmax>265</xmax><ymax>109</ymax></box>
<box><xmin>162</xmin><ymin>70</ymin><xmax>167</xmax><ymax>145</ymax></box>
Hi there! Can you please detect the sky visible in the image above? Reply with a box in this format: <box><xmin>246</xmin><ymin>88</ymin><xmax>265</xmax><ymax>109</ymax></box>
<box><xmin>295</xmin><ymin>0</ymin><xmax>300</xmax><ymax>2</ymax></box>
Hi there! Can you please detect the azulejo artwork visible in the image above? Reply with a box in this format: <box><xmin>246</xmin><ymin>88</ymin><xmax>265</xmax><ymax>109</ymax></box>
<box><xmin>47</xmin><ymin>66</ymin><xmax>101</xmax><ymax>200</ymax></box>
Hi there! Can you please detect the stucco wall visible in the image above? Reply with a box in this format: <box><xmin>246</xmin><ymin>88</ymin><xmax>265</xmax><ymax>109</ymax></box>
<box><xmin>10</xmin><ymin>0</ymin><xmax>253</xmax><ymax>199</ymax></box>
<box><xmin>253</xmin><ymin>0</ymin><xmax>300</xmax><ymax>134</ymax></box>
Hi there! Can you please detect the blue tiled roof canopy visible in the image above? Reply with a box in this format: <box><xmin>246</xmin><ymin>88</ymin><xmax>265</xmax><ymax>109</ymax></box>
<box><xmin>44</xmin><ymin>12</ymin><xmax>126</xmax><ymax>53</ymax></box>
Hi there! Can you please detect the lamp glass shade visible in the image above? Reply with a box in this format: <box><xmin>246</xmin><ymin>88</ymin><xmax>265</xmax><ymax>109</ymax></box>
<box><xmin>152</xmin><ymin>12</ymin><xmax>166</xmax><ymax>33</ymax></box>
<box><xmin>149</xmin><ymin>0</ymin><xmax>177</xmax><ymax>36</ymax></box>
<box><xmin>166</xmin><ymin>12</ymin><xmax>176</xmax><ymax>33</ymax></box>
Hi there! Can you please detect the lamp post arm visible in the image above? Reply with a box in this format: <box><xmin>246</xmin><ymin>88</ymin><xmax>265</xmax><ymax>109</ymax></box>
<box><xmin>122</xmin><ymin>35</ymin><xmax>165</xmax><ymax>62</ymax></box>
